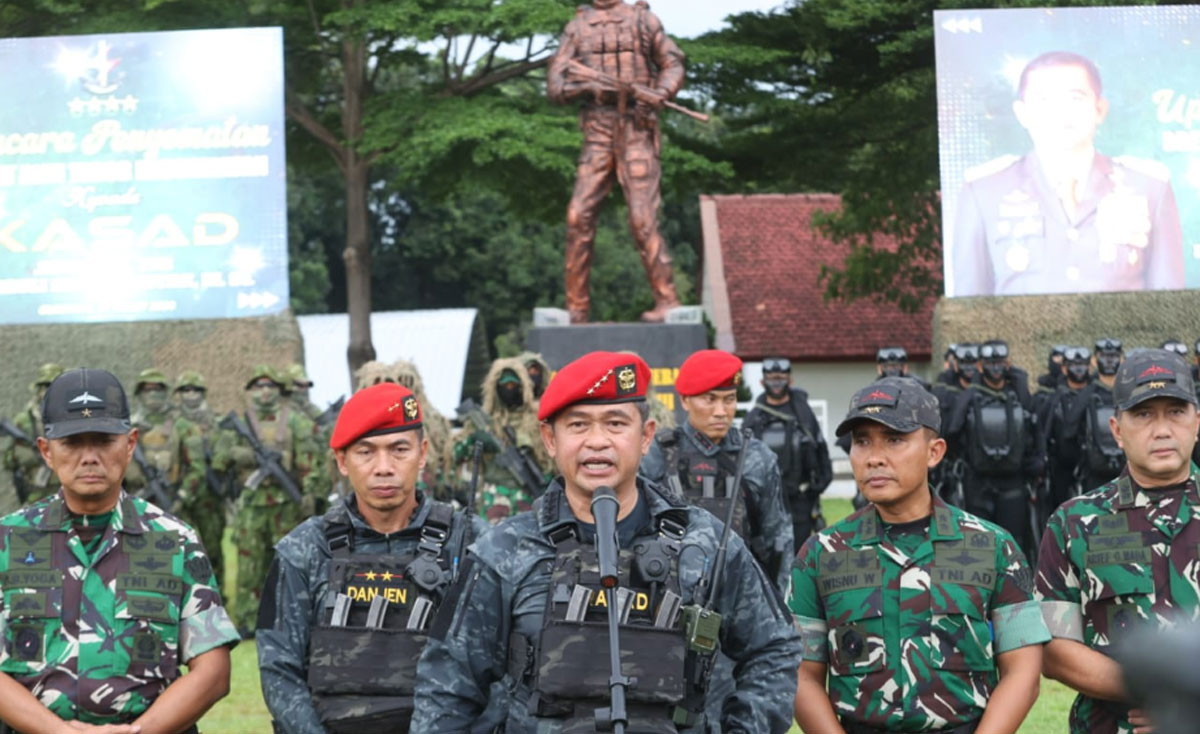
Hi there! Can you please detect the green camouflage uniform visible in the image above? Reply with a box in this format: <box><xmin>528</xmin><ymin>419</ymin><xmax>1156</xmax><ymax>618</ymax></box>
<box><xmin>170</xmin><ymin>371</ymin><xmax>227</xmax><ymax>590</ymax></box>
<box><xmin>0</xmin><ymin>491</ymin><xmax>239</xmax><ymax>724</ymax></box>
<box><xmin>2</xmin><ymin>363</ymin><xmax>64</xmax><ymax>505</ymax></box>
<box><xmin>125</xmin><ymin>368</ymin><xmax>179</xmax><ymax>502</ymax></box>
<box><xmin>1036</xmin><ymin>467</ymin><xmax>1200</xmax><ymax>734</ymax></box>
<box><xmin>284</xmin><ymin>363</ymin><xmax>323</xmax><ymax>421</ymax></box>
<box><xmin>212</xmin><ymin>367</ymin><xmax>328</xmax><ymax>631</ymax></box>
<box><xmin>790</xmin><ymin>494</ymin><xmax>1049</xmax><ymax>731</ymax></box>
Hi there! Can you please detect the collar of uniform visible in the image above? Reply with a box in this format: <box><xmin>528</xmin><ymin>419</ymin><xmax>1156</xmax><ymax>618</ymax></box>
<box><xmin>680</xmin><ymin>421</ymin><xmax>739</xmax><ymax>455</ymax></box>
<box><xmin>851</xmin><ymin>491</ymin><xmax>960</xmax><ymax>546</ymax></box>
<box><xmin>537</xmin><ymin>477</ymin><xmax>683</xmax><ymax>537</ymax></box>
<box><xmin>35</xmin><ymin>490</ymin><xmax>145</xmax><ymax>535</ymax></box>
<box><xmin>1114</xmin><ymin>467</ymin><xmax>1200</xmax><ymax>509</ymax></box>
<box><xmin>338</xmin><ymin>490</ymin><xmax>431</xmax><ymax>536</ymax></box>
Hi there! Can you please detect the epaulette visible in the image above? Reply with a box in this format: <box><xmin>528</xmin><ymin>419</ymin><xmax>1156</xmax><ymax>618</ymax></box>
<box><xmin>964</xmin><ymin>155</ymin><xmax>1019</xmax><ymax>183</ymax></box>
<box><xmin>1114</xmin><ymin>155</ymin><xmax>1171</xmax><ymax>183</ymax></box>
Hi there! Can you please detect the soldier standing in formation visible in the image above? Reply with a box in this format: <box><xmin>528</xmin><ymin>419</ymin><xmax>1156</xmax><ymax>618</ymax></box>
<box><xmin>0</xmin><ymin>368</ymin><xmax>238</xmax><ymax>732</ymax></box>
<box><xmin>1061</xmin><ymin>338</ymin><xmax>1126</xmax><ymax>493</ymax></box>
<box><xmin>2</xmin><ymin>363</ymin><xmax>65</xmax><ymax>507</ymax></box>
<box><xmin>392</xmin><ymin>359</ymin><xmax>457</xmax><ymax>498</ymax></box>
<box><xmin>284</xmin><ymin>363</ymin><xmax>322</xmax><ymax>421</ymax></box>
<box><xmin>792</xmin><ymin>377</ymin><xmax>1048</xmax><ymax>734</ymax></box>
<box><xmin>641</xmin><ymin>349</ymin><xmax>792</xmax><ymax>591</ymax></box>
<box><xmin>1037</xmin><ymin>349</ymin><xmax>1200</xmax><ymax>734</ymax></box>
<box><xmin>1039</xmin><ymin>346</ymin><xmax>1093</xmax><ymax>514</ymax></box>
<box><xmin>413</xmin><ymin>351</ymin><xmax>802</xmax><ymax>732</ymax></box>
<box><xmin>124</xmin><ymin>368</ymin><xmax>178</xmax><ymax>503</ymax></box>
<box><xmin>171</xmin><ymin>369</ymin><xmax>228</xmax><ymax>591</ymax></box>
<box><xmin>745</xmin><ymin>356</ymin><xmax>834</xmax><ymax>548</ymax></box>
<box><xmin>212</xmin><ymin>365</ymin><xmax>327</xmax><ymax>634</ymax></box>
<box><xmin>546</xmin><ymin>0</ymin><xmax>686</xmax><ymax>323</ymax></box>
<box><xmin>257</xmin><ymin>382</ymin><xmax>490</xmax><ymax>733</ymax></box>
<box><xmin>518</xmin><ymin>351</ymin><xmax>550</xmax><ymax>400</ymax></box>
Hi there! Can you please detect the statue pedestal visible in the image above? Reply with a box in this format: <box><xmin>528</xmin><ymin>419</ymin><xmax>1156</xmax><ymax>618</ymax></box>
<box><xmin>525</xmin><ymin>318</ymin><xmax>708</xmax><ymax>422</ymax></box>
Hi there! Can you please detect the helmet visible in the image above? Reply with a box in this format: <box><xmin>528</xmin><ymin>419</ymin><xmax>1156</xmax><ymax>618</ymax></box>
<box><xmin>245</xmin><ymin>365</ymin><xmax>282</xmax><ymax>389</ymax></box>
<box><xmin>135</xmin><ymin>368</ymin><xmax>170</xmax><ymax>393</ymax></box>
<box><xmin>174</xmin><ymin>370</ymin><xmax>207</xmax><ymax>392</ymax></box>
<box><xmin>30</xmin><ymin>362</ymin><xmax>64</xmax><ymax>392</ymax></box>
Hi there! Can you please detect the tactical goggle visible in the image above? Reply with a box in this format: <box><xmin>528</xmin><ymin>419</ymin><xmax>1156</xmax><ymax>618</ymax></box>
<box><xmin>944</xmin><ymin>343</ymin><xmax>959</xmax><ymax>359</ymax></box>
<box><xmin>876</xmin><ymin>347</ymin><xmax>908</xmax><ymax>362</ymax></box>
<box><xmin>1161</xmin><ymin>341</ymin><xmax>1189</xmax><ymax>357</ymax></box>
<box><xmin>1063</xmin><ymin>347</ymin><xmax>1091</xmax><ymax>362</ymax></box>
<box><xmin>762</xmin><ymin>358</ymin><xmax>791</xmax><ymax>374</ymax></box>
<box><xmin>980</xmin><ymin>343</ymin><xmax>1009</xmax><ymax>360</ymax></box>
<box><xmin>1095</xmin><ymin>338</ymin><xmax>1123</xmax><ymax>352</ymax></box>
<box><xmin>954</xmin><ymin>345</ymin><xmax>980</xmax><ymax>361</ymax></box>
<box><xmin>1050</xmin><ymin>344</ymin><xmax>1069</xmax><ymax>357</ymax></box>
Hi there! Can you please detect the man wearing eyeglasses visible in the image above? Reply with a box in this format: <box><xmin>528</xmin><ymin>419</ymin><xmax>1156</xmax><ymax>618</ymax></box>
<box><xmin>1040</xmin><ymin>347</ymin><xmax>1094</xmax><ymax>515</ymax></box>
<box><xmin>944</xmin><ymin>341</ymin><xmax>1042</xmax><ymax>556</ymax></box>
<box><xmin>1062</xmin><ymin>339</ymin><xmax>1126</xmax><ymax>493</ymax></box>
<box><xmin>743</xmin><ymin>356</ymin><xmax>834</xmax><ymax>550</ymax></box>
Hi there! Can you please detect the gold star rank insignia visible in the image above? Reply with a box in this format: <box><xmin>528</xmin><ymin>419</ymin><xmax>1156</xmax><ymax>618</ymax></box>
<box><xmin>81</xmin><ymin>409</ymin><xmax>92</xmax><ymax>418</ymax></box>
<box><xmin>387</xmin><ymin>402</ymin><xmax>402</xmax><ymax>413</ymax></box>
<box><xmin>380</xmin><ymin>571</ymin><xmax>394</xmax><ymax>582</ymax></box>
<box><xmin>364</xmin><ymin>571</ymin><xmax>377</xmax><ymax>581</ymax></box>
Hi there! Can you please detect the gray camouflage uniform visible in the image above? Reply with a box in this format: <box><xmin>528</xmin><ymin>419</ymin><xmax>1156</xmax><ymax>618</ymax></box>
<box><xmin>639</xmin><ymin>423</ymin><xmax>793</xmax><ymax>592</ymax></box>
<box><xmin>256</xmin><ymin>492</ymin><xmax>491</xmax><ymax>733</ymax></box>
<box><xmin>411</xmin><ymin>478</ymin><xmax>802</xmax><ymax>733</ymax></box>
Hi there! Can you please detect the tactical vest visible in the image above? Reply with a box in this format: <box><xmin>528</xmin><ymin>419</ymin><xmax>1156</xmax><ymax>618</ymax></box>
<box><xmin>507</xmin><ymin>495</ymin><xmax>711</xmax><ymax>733</ymax></box>
<box><xmin>965</xmin><ymin>390</ymin><xmax>1027</xmax><ymax>475</ymax></box>
<box><xmin>576</xmin><ymin>3</ymin><xmax>654</xmax><ymax>87</ymax></box>
<box><xmin>138</xmin><ymin>413</ymin><xmax>176</xmax><ymax>474</ymax></box>
<box><xmin>1084</xmin><ymin>392</ymin><xmax>1124</xmax><ymax>475</ymax></box>
<box><xmin>0</xmin><ymin>508</ymin><xmax>185</xmax><ymax>720</ymax></box>
<box><xmin>755</xmin><ymin>406</ymin><xmax>813</xmax><ymax>488</ymax></box>
<box><xmin>306</xmin><ymin>502</ymin><xmax>460</xmax><ymax>734</ymax></box>
<box><xmin>657</xmin><ymin>429</ymin><xmax>748</xmax><ymax>536</ymax></box>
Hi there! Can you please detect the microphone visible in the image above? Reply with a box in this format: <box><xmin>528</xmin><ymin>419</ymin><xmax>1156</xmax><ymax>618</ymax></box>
<box><xmin>591</xmin><ymin>486</ymin><xmax>620</xmax><ymax>589</ymax></box>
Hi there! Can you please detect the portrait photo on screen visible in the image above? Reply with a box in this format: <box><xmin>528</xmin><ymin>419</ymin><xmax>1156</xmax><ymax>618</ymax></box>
<box><xmin>935</xmin><ymin>6</ymin><xmax>1200</xmax><ymax>298</ymax></box>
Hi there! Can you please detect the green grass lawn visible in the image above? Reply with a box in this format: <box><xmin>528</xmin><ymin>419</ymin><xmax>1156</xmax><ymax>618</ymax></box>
<box><xmin>197</xmin><ymin>498</ymin><xmax>1076</xmax><ymax>732</ymax></box>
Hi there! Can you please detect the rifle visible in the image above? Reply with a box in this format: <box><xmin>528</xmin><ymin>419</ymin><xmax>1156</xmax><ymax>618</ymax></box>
<box><xmin>202</xmin><ymin>435</ymin><xmax>231</xmax><ymax>500</ymax></box>
<box><xmin>455</xmin><ymin>400</ymin><xmax>545</xmax><ymax>499</ymax></box>
<box><xmin>131</xmin><ymin>442</ymin><xmax>173</xmax><ymax>509</ymax></box>
<box><xmin>218</xmin><ymin>412</ymin><xmax>304</xmax><ymax>505</ymax></box>
<box><xmin>467</xmin><ymin>440</ymin><xmax>483</xmax><ymax>516</ymax></box>
<box><xmin>315</xmin><ymin>396</ymin><xmax>345</xmax><ymax>429</ymax></box>
<box><xmin>566</xmin><ymin>59</ymin><xmax>710</xmax><ymax>123</ymax></box>
<box><xmin>0</xmin><ymin>418</ymin><xmax>33</xmax><ymax>503</ymax></box>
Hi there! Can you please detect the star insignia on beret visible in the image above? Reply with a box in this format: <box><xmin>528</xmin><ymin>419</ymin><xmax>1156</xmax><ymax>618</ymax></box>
<box><xmin>587</xmin><ymin>369</ymin><xmax>614</xmax><ymax>396</ymax></box>
<box><xmin>81</xmin><ymin>409</ymin><xmax>92</xmax><ymax>418</ymax></box>
<box><xmin>403</xmin><ymin>396</ymin><xmax>419</xmax><ymax>421</ymax></box>
<box><xmin>387</xmin><ymin>402</ymin><xmax>402</xmax><ymax>413</ymax></box>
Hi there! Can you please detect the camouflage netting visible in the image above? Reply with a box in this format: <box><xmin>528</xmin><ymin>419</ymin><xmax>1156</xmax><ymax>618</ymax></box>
<box><xmin>0</xmin><ymin>312</ymin><xmax>304</xmax><ymax>420</ymax></box>
<box><xmin>933</xmin><ymin>290</ymin><xmax>1200</xmax><ymax>371</ymax></box>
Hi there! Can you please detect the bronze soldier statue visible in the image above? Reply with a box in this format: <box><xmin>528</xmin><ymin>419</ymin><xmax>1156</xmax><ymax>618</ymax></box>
<box><xmin>548</xmin><ymin>0</ymin><xmax>686</xmax><ymax>323</ymax></box>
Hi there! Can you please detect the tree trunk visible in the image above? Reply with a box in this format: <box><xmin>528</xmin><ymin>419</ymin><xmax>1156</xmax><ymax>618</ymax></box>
<box><xmin>342</xmin><ymin>23</ymin><xmax>375</xmax><ymax>376</ymax></box>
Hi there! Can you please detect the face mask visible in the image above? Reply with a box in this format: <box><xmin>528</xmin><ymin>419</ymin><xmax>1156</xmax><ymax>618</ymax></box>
<box><xmin>251</xmin><ymin>384</ymin><xmax>281</xmax><ymax>410</ymax></box>
<box><xmin>139</xmin><ymin>387</ymin><xmax>168</xmax><ymax>413</ymax></box>
<box><xmin>498</xmin><ymin>384</ymin><xmax>524</xmax><ymax>409</ymax></box>
<box><xmin>1067</xmin><ymin>363</ymin><xmax>1090</xmax><ymax>383</ymax></box>
<box><xmin>527</xmin><ymin>368</ymin><xmax>544</xmax><ymax>396</ymax></box>
<box><xmin>179</xmin><ymin>389</ymin><xmax>205</xmax><ymax>410</ymax></box>
<box><xmin>763</xmin><ymin>376</ymin><xmax>789</xmax><ymax>397</ymax></box>
<box><xmin>1096</xmin><ymin>353</ymin><xmax>1122</xmax><ymax>376</ymax></box>
<box><xmin>982</xmin><ymin>361</ymin><xmax>1007</xmax><ymax>382</ymax></box>
<box><xmin>958</xmin><ymin>362</ymin><xmax>979</xmax><ymax>381</ymax></box>
<box><xmin>879</xmin><ymin>363</ymin><xmax>905</xmax><ymax>378</ymax></box>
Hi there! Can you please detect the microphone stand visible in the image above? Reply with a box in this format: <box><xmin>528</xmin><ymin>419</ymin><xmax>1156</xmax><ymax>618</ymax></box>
<box><xmin>591</xmin><ymin>486</ymin><xmax>628</xmax><ymax>734</ymax></box>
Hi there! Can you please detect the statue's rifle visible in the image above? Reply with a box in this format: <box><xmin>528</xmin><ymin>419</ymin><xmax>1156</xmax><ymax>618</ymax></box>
<box><xmin>567</xmin><ymin>59</ymin><xmax>710</xmax><ymax>123</ymax></box>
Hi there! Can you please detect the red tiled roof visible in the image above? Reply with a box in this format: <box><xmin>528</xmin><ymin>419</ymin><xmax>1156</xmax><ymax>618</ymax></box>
<box><xmin>704</xmin><ymin>194</ymin><xmax>935</xmax><ymax>362</ymax></box>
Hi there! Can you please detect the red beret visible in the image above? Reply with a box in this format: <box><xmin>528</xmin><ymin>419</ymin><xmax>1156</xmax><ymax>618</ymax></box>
<box><xmin>537</xmin><ymin>351</ymin><xmax>651</xmax><ymax>421</ymax></box>
<box><xmin>329</xmin><ymin>383</ymin><xmax>423</xmax><ymax>450</ymax></box>
<box><xmin>675</xmin><ymin>349</ymin><xmax>744</xmax><ymax>396</ymax></box>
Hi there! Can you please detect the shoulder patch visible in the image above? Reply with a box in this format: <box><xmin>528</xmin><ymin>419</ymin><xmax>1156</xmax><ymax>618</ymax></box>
<box><xmin>964</xmin><ymin>155</ymin><xmax>1019</xmax><ymax>184</ymax></box>
<box><xmin>1113</xmin><ymin>155</ymin><xmax>1170</xmax><ymax>183</ymax></box>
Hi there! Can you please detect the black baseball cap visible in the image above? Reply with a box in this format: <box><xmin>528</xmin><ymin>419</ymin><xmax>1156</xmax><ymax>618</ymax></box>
<box><xmin>42</xmin><ymin>368</ymin><xmax>133</xmax><ymax>439</ymax></box>
<box><xmin>835</xmin><ymin>377</ymin><xmax>941</xmax><ymax>437</ymax></box>
<box><xmin>1113</xmin><ymin>349</ymin><xmax>1198</xmax><ymax>412</ymax></box>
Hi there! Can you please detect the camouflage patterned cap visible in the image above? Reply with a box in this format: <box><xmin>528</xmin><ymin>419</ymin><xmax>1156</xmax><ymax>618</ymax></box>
<box><xmin>1113</xmin><ymin>349</ymin><xmax>1197</xmax><ymax>412</ymax></box>
<box><xmin>174</xmin><ymin>370</ymin><xmax>207</xmax><ymax>392</ymax></box>
<box><xmin>135</xmin><ymin>367</ymin><xmax>170</xmax><ymax>392</ymax></box>
<box><xmin>835</xmin><ymin>376</ymin><xmax>941</xmax><ymax>437</ymax></box>
<box><xmin>245</xmin><ymin>364</ymin><xmax>282</xmax><ymax>389</ymax></box>
<box><xmin>30</xmin><ymin>362</ymin><xmax>64</xmax><ymax>390</ymax></box>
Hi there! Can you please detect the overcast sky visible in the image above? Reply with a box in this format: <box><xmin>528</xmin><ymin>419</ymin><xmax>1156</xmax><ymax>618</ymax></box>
<box><xmin>647</xmin><ymin>0</ymin><xmax>785</xmax><ymax>39</ymax></box>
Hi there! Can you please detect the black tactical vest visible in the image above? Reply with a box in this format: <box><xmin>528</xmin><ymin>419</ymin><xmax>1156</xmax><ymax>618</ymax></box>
<box><xmin>1084</xmin><ymin>391</ymin><xmax>1124</xmax><ymax>475</ymax></box>
<box><xmin>657</xmin><ymin>429</ymin><xmax>748</xmax><ymax>536</ymax></box>
<box><xmin>508</xmin><ymin>493</ymin><xmax>712</xmax><ymax>733</ymax></box>
<box><xmin>306</xmin><ymin>502</ymin><xmax>461</xmax><ymax>734</ymax></box>
<box><xmin>965</xmin><ymin>390</ymin><xmax>1027</xmax><ymax>475</ymax></box>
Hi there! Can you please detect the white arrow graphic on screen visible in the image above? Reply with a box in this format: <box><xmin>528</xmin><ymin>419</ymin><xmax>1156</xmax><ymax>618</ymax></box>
<box><xmin>237</xmin><ymin>292</ymin><xmax>281</xmax><ymax>310</ymax></box>
<box><xmin>941</xmin><ymin>17</ymin><xmax>982</xmax><ymax>34</ymax></box>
